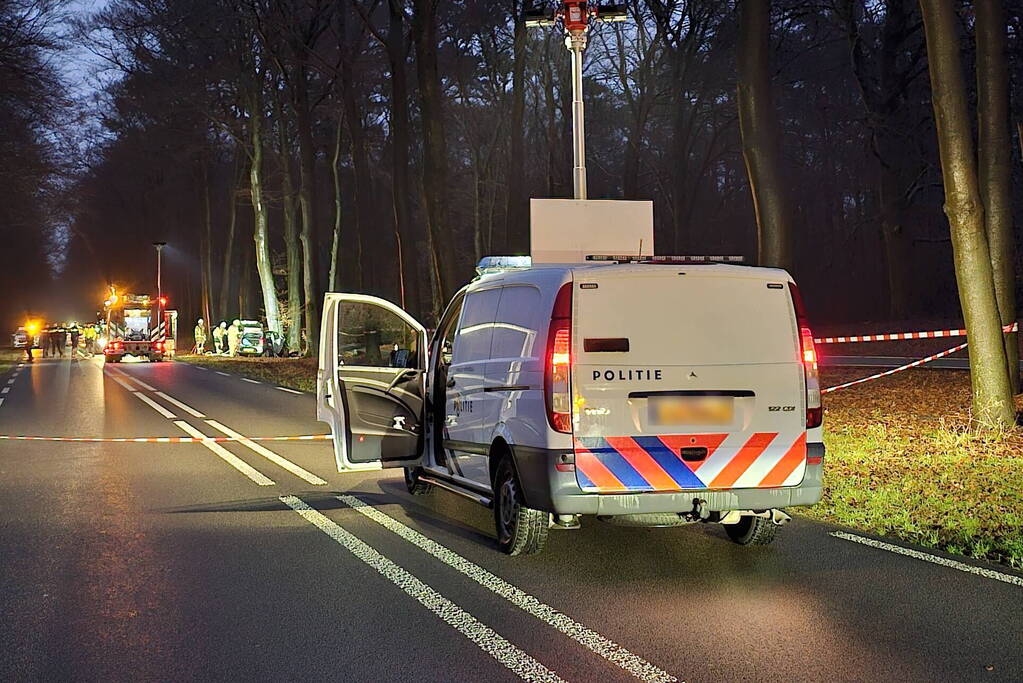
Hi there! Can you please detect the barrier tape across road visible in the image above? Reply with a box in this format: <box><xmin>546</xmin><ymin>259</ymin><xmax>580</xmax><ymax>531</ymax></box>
<box><xmin>0</xmin><ymin>434</ymin><xmax>332</xmax><ymax>443</ymax></box>
<box><xmin>815</xmin><ymin>322</ymin><xmax>1017</xmax><ymax>344</ymax></box>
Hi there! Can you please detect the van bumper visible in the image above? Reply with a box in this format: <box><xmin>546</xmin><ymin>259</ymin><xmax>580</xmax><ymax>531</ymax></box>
<box><xmin>512</xmin><ymin>443</ymin><xmax>824</xmax><ymax>515</ymax></box>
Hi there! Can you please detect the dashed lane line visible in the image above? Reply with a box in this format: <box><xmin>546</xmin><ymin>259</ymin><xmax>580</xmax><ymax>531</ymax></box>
<box><xmin>1</xmin><ymin>388</ymin><xmax>8</xmax><ymax>395</ymax></box>
<box><xmin>135</xmin><ymin>392</ymin><xmax>177</xmax><ymax>419</ymax></box>
<box><xmin>126</xmin><ymin>375</ymin><xmax>158</xmax><ymax>391</ymax></box>
<box><xmin>831</xmin><ymin>531</ymin><xmax>1023</xmax><ymax>588</ymax></box>
<box><xmin>174</xmin><ymin>420</ymin><xmax>275</xmax><ymax>486</ymax></box>
<box><xmin>205</xmin><ymin>419</ymin><xmax>326</xmax><ymax>486</ymax></box>
<box><xmin>276</xmin><ymin>386</ymin><xmax>303</xmax><ymax>395</ymax></box>
<box><xmin>280</xmin><ymin>496</ymin><xmax>564</xmax><ymax>683</ymax></box>
<box><xmin>338</xmin><ymin>494</ymin><xmax>678</xmax><ymax>682</ymax></box>
<box><xmin>154</xmin><ymin>391</ymin><xmax>206</xmax><ymax>418</ymax></box>
<box><xmin>215</xmin><ymin>371</ymin><xmax>230</xmax><ymax>377</ymax></box>
<box><xmin>107</xmin><ymin>373</ymin><xmax>138</xmax><ymax>392</ymax></box>
<box><xmin>241</xmin><ymin>378</ymin><xmax>260</xmax><ymax>384</ymax></box>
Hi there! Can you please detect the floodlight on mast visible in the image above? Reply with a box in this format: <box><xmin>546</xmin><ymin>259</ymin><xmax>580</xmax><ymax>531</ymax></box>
<box><xmin>524</xmin><ymin>2</ymin><xmax>629</xmax><ymax>200</ymax></box>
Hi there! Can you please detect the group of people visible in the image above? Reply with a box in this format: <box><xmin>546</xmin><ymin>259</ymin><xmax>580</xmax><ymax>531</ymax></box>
<box><xmin>24</xmin><ymin>323</ymin><xmax>100</xmax><ymax>362</ymax></box>
<box><xmin>193</xmin><ymin>319</ymin><xmax>242</xmax><ymax>356</ymax></box>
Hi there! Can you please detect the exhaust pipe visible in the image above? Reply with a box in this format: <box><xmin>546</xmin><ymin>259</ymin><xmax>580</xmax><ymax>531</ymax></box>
<box><xmin>769</xmin><ymin>509</ymin><xmax>791</xmax><ymax>526</ymax></box>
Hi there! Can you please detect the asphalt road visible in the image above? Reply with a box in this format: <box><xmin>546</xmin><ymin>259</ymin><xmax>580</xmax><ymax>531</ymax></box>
<box><xmin>1</xmin><ymin>356</ymin><xmax>1021</xmax><ymax>682</ymax></box>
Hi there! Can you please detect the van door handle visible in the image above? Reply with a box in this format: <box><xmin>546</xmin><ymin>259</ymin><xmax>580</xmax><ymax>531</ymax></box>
<box><xmin>446</xmin><ymin>378</ymin><xmax>456</xmax><ymax>388</ymax></box>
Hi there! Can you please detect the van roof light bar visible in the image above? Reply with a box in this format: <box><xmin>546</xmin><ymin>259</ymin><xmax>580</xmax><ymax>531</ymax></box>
<box><xmin>585</xmin><ymin>255</ymin><xmax>745</xmax><ymax>264</ymax></box>
<box><xmin>476</xmin><ymin>256</ymin><xmax>533</xmax><ymax>275</ymax></box>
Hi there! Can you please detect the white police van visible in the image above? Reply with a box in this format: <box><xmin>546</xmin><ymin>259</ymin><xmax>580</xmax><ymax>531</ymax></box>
<box><xmin>316</xmin><ymin>255</ymin><xmax>824</xmax><ymax>555</ymax></box>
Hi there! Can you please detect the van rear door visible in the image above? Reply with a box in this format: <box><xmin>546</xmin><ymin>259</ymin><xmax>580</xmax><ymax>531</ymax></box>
<box><xmin>570</xmin><ymin>267</ymin><xmax>806</xmax><ymax>492</ymax></box>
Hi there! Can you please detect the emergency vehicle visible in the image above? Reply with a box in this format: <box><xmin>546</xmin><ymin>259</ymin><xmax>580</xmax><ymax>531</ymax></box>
<box><xmin>102</xmin><ymin>293</ymin><xmax>173</xmax><ymax>363</ymax></box>
<box><xmin>316</xmin><ymin>255</ymin><xmax>825</xmax><ymax>555</ymax></box>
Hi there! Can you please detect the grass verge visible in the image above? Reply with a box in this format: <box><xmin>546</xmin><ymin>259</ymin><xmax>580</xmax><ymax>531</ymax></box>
<box><xmin>804</xmin><ymin>367</ymin><xmax>1023</xmax><ymax>569</ymax></box>
<box><xmin>175</xmin><ymin>354</ymin><xmax>317</xmax><ymax>392</ymax></box>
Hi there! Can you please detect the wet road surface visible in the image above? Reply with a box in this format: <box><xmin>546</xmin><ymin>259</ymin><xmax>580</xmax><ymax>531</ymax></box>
<box><xmin>1</xmin><ymin>357</ymin><xmax>1021</xmax><ymax>681</ymax></box>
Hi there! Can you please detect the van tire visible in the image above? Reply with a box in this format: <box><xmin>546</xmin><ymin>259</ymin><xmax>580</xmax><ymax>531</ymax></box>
<box><xmin>725</xmin><ymin>516</ymin><xmax>778</xmax><ymax>546</ymax></box>
<box><xmin>493</xmin><ymin>458</ymin><xmax>548</xmax><ymax>556</ymax></box>
<box><xmin>404</xmin><ymin>467</ymin><xmax>432</xmax><ymax>496</ymax></box>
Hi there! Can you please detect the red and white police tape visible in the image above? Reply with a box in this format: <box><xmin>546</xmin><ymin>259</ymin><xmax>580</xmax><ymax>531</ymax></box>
<box><xmin>821</xmin><ymin>340</ymin><xmax>970</xmax><ymax>394</ymax></box>
<box><xmin>0</xmin><ymin>434</ymin><xmax>332</xmax><ymax>443</ymax></box>
<box><xmin>814</xmin><ymin>322</ymin><xmax>1017</xmax><ymax>345</ymax></box>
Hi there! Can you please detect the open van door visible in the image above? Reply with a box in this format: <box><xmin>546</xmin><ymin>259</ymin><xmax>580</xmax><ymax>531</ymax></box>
<box><xmin>317</xmin><ymin>293</ymin><xmax>427</xmax><ymax>472</ymax></box>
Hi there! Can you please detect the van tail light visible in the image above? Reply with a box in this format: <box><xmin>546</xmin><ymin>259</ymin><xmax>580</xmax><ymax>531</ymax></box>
<box><xmin>545</xmin><ymin>283</ymin><xmax>573</xmax><ymax>433</ymax></box>
<box><xmin>789</xmin><ymin>282</ymin><xmax>822</xmax><ymax>429</ymax></box>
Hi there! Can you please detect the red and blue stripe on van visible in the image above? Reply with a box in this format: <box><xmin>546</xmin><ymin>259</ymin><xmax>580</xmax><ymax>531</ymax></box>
<box><xmin>574</xmin><ymin>432</ymin><xmax>807</xmax><ymax>492</ymax></box>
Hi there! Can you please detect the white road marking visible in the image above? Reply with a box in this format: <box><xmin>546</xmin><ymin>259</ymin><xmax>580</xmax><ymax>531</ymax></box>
<box><xmin>831</xmin><ymin>531</ymin><xmax>1023</xmax><ymax>588</ymax></box>
<box><xmin>174</xmin><ymin>420</ymin><xmax>275</xmax><ymax>486</ymax></box>
<box><xmin>276</xmin><ymin>386</ymin><xmax>303</xmax><ymax>395</ymax></box>
<box><xmin>127</xmin><ymin>376</ymin><xmax>158</xmax><ymax>391</ymax></box>
<box><xmin>280</xmin><ymin>496</ymin><xmax>564</xmax><ymax>683</ymax></box>
<box><xmin>205</xmin><ymin>420</ymin><xmax>326</xmax><ymax>486</ymax></box>
<box><xmin>241</xmin><ymin>378</ymin><xmax>260</xmax><ymax>384</ymax></box>
<box><xmin>0</xmin><ymin>398</ymin><xmax>4</xmax><ymax>407</ymax></box>
<box><xmin>154</xmin><ymin>391</ymin><xmax>206</xmax><ymax>418</ymax></box>
<box><xmin>107</xmin><ymin>373</ymin><xmax>138</xmax><ymax>392</ymax></box>
<box><xmin>216</xmin><ymin>371</ymin><xmax>230</xmax><ymax>377</ymax></box>
<box><xmin>338</xmin><ymin>494</ymin><xmax>677</xmax><ymax>682</ymax></box>
<box><xmin>6</xmin><ymin>378</ymin><xmax>15</xmax><ymax>385</ymax></box>
<box><xmin>134</xmin><ymin>392</ymin><xmax>177</xmax><ymax>419</ymax></box>
<box><xmin>1</xmin><ymin>387</ymin><xmax>8</xmax><ymax>394</ymax></box>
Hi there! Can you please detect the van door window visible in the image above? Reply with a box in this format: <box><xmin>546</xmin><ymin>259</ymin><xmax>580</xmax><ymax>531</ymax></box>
<box><xmin>338</xmin><ymin>301</ymin><xmax>419</xmax><ymax>369</ymax></box>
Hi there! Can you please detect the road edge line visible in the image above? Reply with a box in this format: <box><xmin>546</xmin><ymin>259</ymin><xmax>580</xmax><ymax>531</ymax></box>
<box><xmin>830</xmin><ymin>531</ymin><xmax>1023</xmax><ymax>587</ymax></box>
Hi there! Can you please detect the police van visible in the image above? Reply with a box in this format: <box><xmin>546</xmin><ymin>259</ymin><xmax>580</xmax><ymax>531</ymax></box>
<box><xmin>316</xmin><ymin>255</ymin><xmax>824</xmax><ymax>555</ymax></box>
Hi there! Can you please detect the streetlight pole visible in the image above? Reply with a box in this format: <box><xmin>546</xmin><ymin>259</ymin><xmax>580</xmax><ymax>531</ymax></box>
<box><xmin>153</xmin><ymin>241</ymin><xmax>166</xmax><ymax>327</ymax></box>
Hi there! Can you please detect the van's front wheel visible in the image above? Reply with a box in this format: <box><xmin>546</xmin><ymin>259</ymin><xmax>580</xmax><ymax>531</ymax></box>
<box><xmin>493</xmin><ymin>458</ymin><xmax>548</xmax><ymax>556</ymax></box>
<box><xmin>725</xmin><ymin>515</ymin><xmax>778</xmax><ymax>546</ymax></box>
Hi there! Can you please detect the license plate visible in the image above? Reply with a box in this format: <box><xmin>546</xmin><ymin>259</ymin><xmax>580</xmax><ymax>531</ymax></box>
<box><xmin>649</xmin><ymin>396</ymin><xmax>734</xmax><ymax>426</ymax></box>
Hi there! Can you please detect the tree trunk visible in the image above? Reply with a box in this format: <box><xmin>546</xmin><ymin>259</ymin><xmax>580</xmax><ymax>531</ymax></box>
<box><xmin>502</xmin><ymin>1</ymin><xmax>527</xmax><ymax>255</ymax></box>
<box><xmin>294</xmin><ymin>66</ymin><xmax>320</xmax><ymax>353</ymax></box>
<box><xmin>238</xmin><ymin>226</ymin><xmax>253</xmax><ymax>318</ymax></box>
<box><xmin>919</xmin><ymin>0</ymin><xmax>1014</xmax><ymax>427</ymax></box>
<box><xmin>329</xmin><ymin>118</ymin><xmax>344</xmax><ymax>292</ymax></box>
<box><xmin>736</xmin><ymin>0</ymin><xmax>792</xmax><ymax>270</ymax></box>
<box><xmin>976</xmin><ymin>0</ymin><xmax>1018</xmax><ymax>393</ymax></box>
<box><xmin>200</xmin><ymin>158</ymin><xmax>213</xmax><ymax>327</ymax></box>
<box><xmin>218</xmin><ymin>154</ymin><xmax>241</xmax><ymax>323</ymax></box>
<box><xmin>387</xmin><ymin>0</ymin><xmax>420</xmax><ymax>313</ymax></box>
<box><xmin>412</xmin><ymin>0</ymin><xmax>459</xmax><ymax>314</ymax></box>
<box><xmin>274</xmin><ymin>92</ymin><xmax>303</xmax><ymax>353</ymax></box>
<box><xmin>248</xmin><ymin>99</ymin><xmax>282</xmax><ymax>335</ymax></box>
<box><xmin>339</xmin><ymin>65</ymin><xmax>368</xmax><ymax>293</ymax></box>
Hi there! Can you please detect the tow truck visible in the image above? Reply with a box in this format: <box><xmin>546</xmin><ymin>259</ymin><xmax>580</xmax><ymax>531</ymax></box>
<box><xmin>102</xmin><ymin>293</ymin><xmax>174</xmax><ymax>363</ymax></box>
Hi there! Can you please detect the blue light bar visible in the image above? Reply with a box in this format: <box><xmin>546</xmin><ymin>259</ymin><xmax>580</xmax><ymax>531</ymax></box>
<box><xmin>476</xmin><ymin>256</ymin><xmax>533</xmax><ymax>275</ymax></box>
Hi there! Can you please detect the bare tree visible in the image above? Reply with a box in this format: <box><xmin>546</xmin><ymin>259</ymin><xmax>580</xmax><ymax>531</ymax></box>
<box><xmin>919</xmin><ymin>0</ymin><xmax>1014</xmax><ymax>426</ymax></box>
<box><xmin>976</xmin><ymin>0</ymin><xmax>1018</xmax><ymax>393</ymax></box>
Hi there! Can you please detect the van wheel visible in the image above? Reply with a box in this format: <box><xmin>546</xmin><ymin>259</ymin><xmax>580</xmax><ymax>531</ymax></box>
<box><xmin>493</xmin><ymin>458</ymin><xmax>548</xmax><ymax>556</ymax></box>
<box><xmin>725</xmin><ymin>516</ymin><xmax>778</xmax><ymax>546</ymax></box>
<box><xmin>404</xmin><ymin>467</ymin><xmax>432</xmax><ymax>495</ymax></box>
